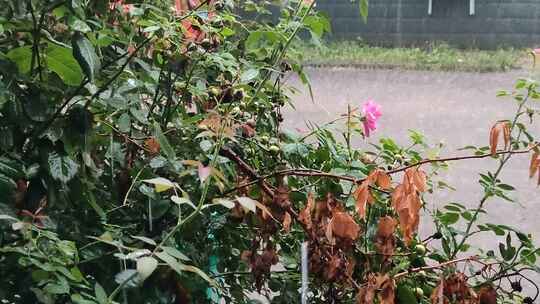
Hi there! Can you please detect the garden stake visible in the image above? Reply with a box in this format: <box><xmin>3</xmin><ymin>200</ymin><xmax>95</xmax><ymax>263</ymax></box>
<box><xmin>301</xmin><ymin>241</ymin><xmax>309</xmax><ymax>304</ymax></box>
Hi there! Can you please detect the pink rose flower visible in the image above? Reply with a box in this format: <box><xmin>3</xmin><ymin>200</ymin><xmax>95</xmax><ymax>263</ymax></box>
<box><xmin>361</xmin><ymin>99</ymin><xmax>382</xmax><ymax>137</ymax></box>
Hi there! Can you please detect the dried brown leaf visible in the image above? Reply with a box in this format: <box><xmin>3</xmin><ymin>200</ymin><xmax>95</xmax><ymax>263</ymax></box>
<box><xmin>430</xmin><ymin>280</ymin><xmax>445</xmax><ymax>304</ymax></box>
<box><xmin>282</xmin><ymin>212</ymin><xmax>292</xmax><ymax>233</ymax></box>
<box><xmin>376</xmin><ymin>274</ymin><xmax>396</xmax><ymax>304</ymax></box>
<box><xmin>331</xmin><ymin>211</ymin><xmax>360</xmax><ymax>241</ymax></box>
<box><xmin>412</xmin><ymin>169</ymin><xmax>427</xmax><ymax>192</ymax></box>
<box><xmin>529</xmin><ymin>152</ymin><xmax>539</xmax><ymax>178</ymax></box>
<box><xmin>144</xmin><ymin>137</ymin><xmax>160</xmax><ymax>155</ymax></box>
<box><xmin>356</xmin><ymin>274</ymin><xmax>377</xmax><ymax>304</ymax></box>
<box><xmin>489</xmin><ymin>122</ymin><xmax>509</xmax><ymax>156</ymax></box>
<box><xmin>375</xmin><ymin>216</ymin><xmax>397</xmax><ymax>256</ymax></box>
<box><xmin>324</xmin><ymin>254</ymin><xmax>341</xmax><ymax>281</ymax></box>
<box><xmin>377</xmin><ymin>216</ymin><xmax>397</xmax><ymax>238</ymax></box>
<box><xmin>354</xmin><ymin>183</ymin><xmax>369</xmax><ymax>219</ymax></box>
<box><xmin>376</xmin><ymin>170</ymin><xmax>392</xmax><ymax>189</ymax></box>
<box><xmin>502</xmin><ymin>121</ymin><xmax>511</xmax><ymax>149</ymax></box>
<box><xmin>391</xmin><ymin>184</ymin><xmax>405</xmax><ymax>210</ymax></box>
<box><xmin>299</xmin><ymin>192</ymin><xmax>314</xmax><ymax>230</ymax></box>
<box><xmin>478</xmin><ymin>284</ymin><xmax>497</xmax><ymax>304</ymax></box>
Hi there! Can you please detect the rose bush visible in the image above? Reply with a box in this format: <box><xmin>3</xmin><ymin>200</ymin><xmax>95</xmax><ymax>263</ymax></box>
<box><xmin>0</xmin><ymin>0</ymin><xmax>539</xmax><ymax>303</ymax></box>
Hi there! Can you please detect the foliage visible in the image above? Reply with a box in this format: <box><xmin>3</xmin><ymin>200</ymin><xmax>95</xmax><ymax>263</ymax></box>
<box><xmin>0</xmin><ymin>0</ymin><xmax>539</xmax><ymax>304</ymax></box>
<box><xmin>295</xmin><ymin>41</ymin><xmax>524</xmax><ymax>72</ymax></box>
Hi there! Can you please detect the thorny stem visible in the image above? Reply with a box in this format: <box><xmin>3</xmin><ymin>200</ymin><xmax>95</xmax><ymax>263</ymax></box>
<box><xmin>451</xmin><ymin>92</ymin><xmax>530</xmax><ymax>259</ymax></box>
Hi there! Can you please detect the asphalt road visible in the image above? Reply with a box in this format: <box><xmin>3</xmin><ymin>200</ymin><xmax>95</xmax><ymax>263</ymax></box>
<box><xmin>283</xmin><ymin>68</ymin><xmax>540</xmax><ymax>275</ymax></box>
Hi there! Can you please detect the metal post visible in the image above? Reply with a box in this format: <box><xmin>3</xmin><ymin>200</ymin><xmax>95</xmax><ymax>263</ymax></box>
<box><xmin>469</xmin><ymin>0</ymin><xmax>475</xmax><ymax>15</ymax></box>
<box><xmin>301</xmin><ymin>241</ymin><xmax>309</xmax><ymax>304</ymax></box>
<box><xmin>428</xmin><ymin>0</ymin><xmax>432</xmax><ymax>15</ymax></box>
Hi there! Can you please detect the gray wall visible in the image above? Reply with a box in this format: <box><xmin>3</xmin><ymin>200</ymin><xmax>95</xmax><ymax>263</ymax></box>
<box><xmin>316</xmin><ymin>0</ymin><xmax>540</xmax><ymax>49</ymax></box>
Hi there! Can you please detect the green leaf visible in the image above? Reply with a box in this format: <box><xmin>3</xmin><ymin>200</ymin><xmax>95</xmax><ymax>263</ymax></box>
<box><xmin>131</xmin><ymin>235</ymin><xmax>156</xmax><ymax>246</ymax></box>
<box><xmin>47</xmin><ymin>152</ymin><xmax>79</xmax><ymax>183</ymax></box>
<box><xmin>155</xmin><ymin>251</ymin><xmax>216</xmax><ymax>287</ymax></box>
<box><xmin>70</xmin><ymin>294</ymin><xmax>96</xmax><ymax>304</ymax></box>
<box><xmin>94</xmin><ymin>283</ymin><xmax>107</xmax><ymax>304</ymax></box>
<box><xmin>240</xmin><ymin>68</ymin><xmax>259</xmax><ymax>83</ymax></box>
<box><xmin>6</xmin><ymin>46</ymin><xmax>33</xmax><ymax>74</ymax></box>
<box><xmin>439</xmin><ymin>212</ymin><xmax>459</xmax><ymax>225</ymax></box>
<box><xmin>45</xmin><ymin>45</ymin><xmax>84</xmax><ymax>86</ymax></box>
<box><xmin>44</xmin><ymin>282</ymin><xmax>70</xmax><ymax>294</ymax></box>
<box><xmin>72</xmin><ymin>32</ymin><xmax>100</xmax><ymax>81</ymax></box>
<box><xmin>153</xmin><ymin>122</ymin><xmax>175</xmax><ymax>160</ymax></box>
<box><xmin>69</xmin><ymin>18</ymin><xmax>91</xmax><ymax>33</ymax></box>
<box><xmin>137</xmin><ymin>256</ymin><xmax>158</xmax><ymax>281</ymax></box>
<box><xmin>161</xmin><ymin>246</ymin><xmax>191</xmax><ymax>261</ymax></box>
<box><xmin>397</xmin><ymin>284</ymin><xmax>418</xmax><ymax>304</ymax></box>
<box><xmin>114</xmin><ymin>269</ymin><xmax>140</xmax><ymax>288</ymax></box>
<box><xmin>117</xmin><ymin>113</ymin><xmax>131</xmax><ymax>132</ymax></box>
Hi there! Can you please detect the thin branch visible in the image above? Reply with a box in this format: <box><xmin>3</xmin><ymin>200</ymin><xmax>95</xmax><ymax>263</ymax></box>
<box><xmin>394</xmin><ymin>255</ymin><xmax>479</xmax><ymax>280</ymax></box>
<box><xmin>225</xmin><ymin>145</ymin><xmax>537</xmax><ymax>194</ymax></box>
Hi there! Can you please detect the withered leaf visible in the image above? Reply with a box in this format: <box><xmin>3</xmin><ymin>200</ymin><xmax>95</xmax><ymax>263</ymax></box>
<box><xmin>502</xmin><ymin>122</ymin><xmax>511</xmax><ymax>149</ymax></box>
<box><xmin>324</xmin><ymin>254</ymin><xmax>341</xmax><ymax>281</ymax></box>
<box><xmin>274</xmin><ymin>185</ymin><xmax>291</xmax><ymax>209</ymax></box>
<box><xmin>412</xmin><ymin>169</ymin><xmax>427</xmax><ymax>192</ymax></box>
<box><xmin>330</xmin><ymin>211</ymin><xmax>360</xmax><ymax>241</ymax></box>
<box><xmin>489</xmin><ymin>122</ymin><xmax>501</xmax><ymax>156</ymax></box>
<box><xmin>489</xmin><ymin>121</ymin><xmax>510</xmax><ymax>156</ymax></box>
<box><xmin>282</xmin><ymin>212</ymin><xmax>292</xmax><ymax>233</ymax></box>
<box><xmin>356</xmin><ymin>274</ymin><xmax>377</xmax><ymax>304</ymax></box>
<box><xmin>377</xmin><ymin>274</ymin><xmax>396</xmax><ymax>304</ymax></box>
<box><xmin>375</xmin><ymin>216</ymin><xmax>397</xmax><ymax>257</ymax></box>
<box><xmin>444</xmin><ymin>273</ymin><xmax>476</xmax><ymax>303</ymax></box>
<box><xmin>391</xmin><ymin>184</ymin><xmax>405</xmax><ymax>210</ymax></box>
<box><xmin>376</xmin><ymin>170</ymin><xmax>392</xmax><ymax>190</ymax></box>
<box><xmin>430</xmin><ymin>280</ymin><xmax>445</xmax><ymax>304</ymax></box>
<box><xmin>478</xmin><ymin>284</ymin><xmax>497</xmax><ymax>304</ymax></box>
<box><xmin>144</xmin><ymin>137</ymin><xmax>160</xmax><ymax>155</ymax></box>
<box><xmin>241</xmin><ymin>124</ymin><xmax>256</xmax><ymax>137</ymax></box>
<box><xmin>299</xmin><ymin>192</ymin><xmax>314</xmax><ymax>230</ymax></box>
<box><xmin>377</xmin><ymin>216</ymin><xmax>397</xmax><ymax>238</ymax></box>
<box><xmin>354</xmin><ymin>182</ymin><xmax>370</xmax><ymax>219</ymax></box>
<box><xmin>529</xmin><ymin>152</ymin><xmax>539</xmax><ymax>178</ymax></box>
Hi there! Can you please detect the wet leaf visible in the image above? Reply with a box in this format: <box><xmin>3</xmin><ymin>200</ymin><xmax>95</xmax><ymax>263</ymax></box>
<box><xmin>72</xmin><ymin>32</ymin><xmax>100</xmax><ymax>81</ymax></box>
<box><xmin>136</xmin><ymin>256</ymin><xmax>158</xmax><ymax>281</ymax></box>
<box><xmin>47</xmin><ymin>152</ymin><xmax>79</xmax><ymax>183</ymax></box>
